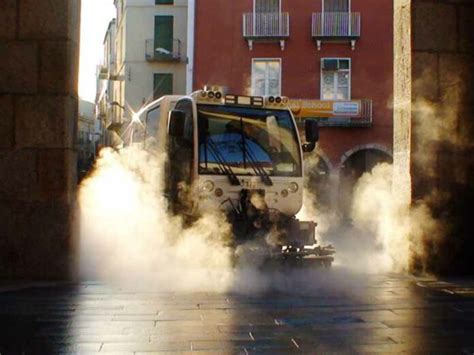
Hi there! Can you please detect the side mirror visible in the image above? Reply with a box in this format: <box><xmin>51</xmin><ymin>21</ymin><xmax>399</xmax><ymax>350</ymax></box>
<box><xmin>198</xmin><ymin>116</ymin><xmax>209</xmax><ymax>142</ymax></box>
<box><xmin>305</xmin><ymin>119</ymin><xmax>319</xmax><ymax>143</ymax></box>
<box><xmin>168</xmin><ymin>110</ymin><xmax>186</xmax><ymax>137</ymax></box>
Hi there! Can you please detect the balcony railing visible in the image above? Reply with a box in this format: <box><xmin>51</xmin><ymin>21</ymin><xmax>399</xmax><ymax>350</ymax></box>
<box><xmin>243</xmin><ymin>12</ymin><xmax>290</xmax><ymax>38</ymax></box>
<box><xmin>97</xmin><ymin>65</ymin><xmax>108</xmax><ymax>80</ymax></box>
<box><xmin>145</xmin><ymin>39</ymin><xmax>182</xmax><ymax>62</ymax></box>
<box><xmin>292</xmin><ymin>99</ymin><xmax>372</xmax><ymax>127</ymax></box>
<box><xmin>97</xmin><ymin>101</ymin><xmax>107</xmax><ymax>118</ymax></box>
<box><xmin>312</xmin><ymin>12</ymin><xmax>361</xmax><ymax>38</ymax></box>
<box><xmin>319</xmin><ymin>99</ymin><xmax>372</xmax><ymax>127</ymax></box>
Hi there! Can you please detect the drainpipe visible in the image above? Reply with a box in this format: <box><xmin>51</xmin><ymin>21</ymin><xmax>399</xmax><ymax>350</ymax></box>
<box><xmin>186</xmin><ymin>0</ymin><xmax>196</xmax><ymax>94</ymax></box>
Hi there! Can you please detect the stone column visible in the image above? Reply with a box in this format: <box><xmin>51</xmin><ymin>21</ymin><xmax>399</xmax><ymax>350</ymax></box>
<box><xmin>0</xmin><ymin>0</ymin><xmax>81</xmax><ymax>279</ymax></box>
<box><xmin>410</xmin><ymin>0</ymin><xmax>474</xmax><ymax>274</ymax></box>
<box><xmin>393</xmin><ymin>0</ymin><xmax>412</xmax><ymax>211</ymax></box>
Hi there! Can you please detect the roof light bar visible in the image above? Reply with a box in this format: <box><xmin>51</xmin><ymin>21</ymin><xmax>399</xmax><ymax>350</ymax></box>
<box><xmin>265</xmin><ymin>96</ymin><xmax>289</xmax><ymax>107</ymax></box>
<box><xmin>198</xmin><ymin>90</ymin><xmax>224</xmax><ymax>103</ymax></box>
<box><xmin>224</xmin><ymin>95</ymin><xmax>264</xmax><ymax>107</ymax></box>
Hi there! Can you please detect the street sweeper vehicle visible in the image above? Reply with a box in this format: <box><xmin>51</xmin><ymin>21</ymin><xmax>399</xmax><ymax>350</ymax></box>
<box><xmin>138</xmin><ymin>89</ymin><xmax>335</xmax><ymax>266</ymax></box>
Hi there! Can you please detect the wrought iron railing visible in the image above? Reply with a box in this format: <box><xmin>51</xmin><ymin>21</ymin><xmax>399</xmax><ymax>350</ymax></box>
<box><xmin>145</xmin><ymin>39</ymin><xmax>181</xmax><ymax>62</ymax></box>
<box><xmin>243</xmin><ymin>12</ymin><xmax>290</xmax><ymax>38</ymax></box>
<box><xmin>97</xmin><ymin>65</ymin><xmax>108</xmax><ymax>80</ymax></box>
<box><xmin>97</xmin><ymin>101</ymin><xmax>107</xmax><ymax>118</ymax></box>
<box><xmin>312</xmin><ymin>12</ymin><xmax>361</xmax><ymax>38</ymax></box>
<box><xmin>319</xmin><ymin>99</ymin><xmax>372</xmax><ymax>127</ymax></box>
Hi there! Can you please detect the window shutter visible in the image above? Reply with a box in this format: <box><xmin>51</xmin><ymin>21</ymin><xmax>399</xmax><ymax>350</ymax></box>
<box><xmin>255</xmin><ymin>0</ymin><xmax>280</xmax><ymax>13</ymax></box>
<box><xmin>153</xmin><ymin>74</ymin><xmax>173</xmax><ymax>99</ymax></box>
<box><xmin>324</xmin><ymin>0</ymin><xmax>349</xmax><ymax>12</ymax></box>
<box><xmin>154</xmin><ymin>16</ymin><xmax>174</xmax><ymax>54</ymax></box>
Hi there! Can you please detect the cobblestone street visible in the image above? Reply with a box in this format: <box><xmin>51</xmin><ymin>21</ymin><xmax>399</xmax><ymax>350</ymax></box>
<box><xmin>1</xmin><ymin>272</ymin><xmax>474</xmax><ymax>354</ymax></box>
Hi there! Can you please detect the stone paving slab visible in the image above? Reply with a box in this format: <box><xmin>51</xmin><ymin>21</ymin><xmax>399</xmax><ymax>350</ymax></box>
<box><xmin>0</xmin><ymin>274</ymin><xmax>474</xmax><ymax>353</ymax></box>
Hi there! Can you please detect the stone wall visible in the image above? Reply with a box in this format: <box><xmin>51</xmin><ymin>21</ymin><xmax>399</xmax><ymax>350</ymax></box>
<box><xmin>0</xmin><ymin>0</ymin><xmax>80</xmax><ymax>279</ymax></box>
<box><xmin>411</xmin><ymin>0</ymin><xmax>474</xmax><ymax>274</ymax></box>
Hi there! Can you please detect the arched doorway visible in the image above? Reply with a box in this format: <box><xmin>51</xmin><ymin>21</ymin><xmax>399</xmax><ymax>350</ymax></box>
<box><xmin>338</xmin><ymin>147</ymin><xmax>393</xmax><ymax>219</ymax></box>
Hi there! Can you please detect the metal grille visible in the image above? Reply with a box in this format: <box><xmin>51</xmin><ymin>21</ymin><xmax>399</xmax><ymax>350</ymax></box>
<box><xmin>324</xmin><ymin>0</ymin><xmax>349</xmax><ymax>12</ymax></box>
<box><xmin>243</xmin><ymin>12</ymin><xmax>289</xmax><ymax>38</ymax></box>
<box><xmin>145</xmin><ymin>39</ymin><xmax>181</xmax><ymax>62</ymax></box>
<box><xmin>312</xmin><ymin>12</ymin><xmax>360</xmax><ymax>37</ymax></box>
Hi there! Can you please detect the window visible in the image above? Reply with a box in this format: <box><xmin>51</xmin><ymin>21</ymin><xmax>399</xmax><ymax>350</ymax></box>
<box><xmin>154</xmin><ymin>16</ymin><xmax>174</xmax><ymax>57</ymax></box>
<box><xmin>174</xmin><ymin>99</ymin><xmax>194</xmax><ymax>142</ymax></box>
<box><xmin>156</xmin><ymin>0</ymin><xmax>173</xmax><ymax>4</ymax></box>
<box><xmin>153</xmin><ymin>73</ymin><xmax>173</xmax><ymax>99</ymax></box>
<box><xmin>254</xmin><ymin>0</ymin><xmax>280</xmax><ymax>13</ymax></box>
<box><xmin>252</xmin><ymin>59</ymin><xmax>281</xmax><ymax>96</ymax></box>
<box><xmin>146</xmin><ymin>105</ymin><xmax>161</xmax><ymax>139</ymax></box>
<box><xmin>323</xmin><ymin>0</ymin><xmax>350</xmax><ymax>12</ymax></box>
<box><xmin>321</xmin><ymin>58</ymin><xmax>350</xmax><ymax>100</ymax></box>
<box><xmin>197</xmin><ymin>105</ymin><xmax>302</xmax><ymax>177</ymax></box>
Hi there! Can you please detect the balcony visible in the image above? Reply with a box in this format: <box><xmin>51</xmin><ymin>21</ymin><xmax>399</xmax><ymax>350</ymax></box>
<box><xmin>242</xmin><ymin>12</ymin><xmax>290</xmax><ymax>50</ymax></box>
<box><xmin>96</xmin><ymin>63</ymin><xmax>120</xmax><ymax>81</ymax></box>
<box><xmin>312</xmin><ymin>12</ymin><xmax>361</xmax><ymax>50</ymax></box>
<box><xmin>320</xmin><ymin>100</ymin><xmax>372</xmax><ymax>127</ymax></box>
<box><xmin>97</xmin><ymin>102</ymin><xmax>107</xmax><ymax>119</ymax></box>
<box><xmin>292</xmin><ymin>99</ymin><xmax>372</xmax><ymax>127</ymax></box>
<box><xmin>145</xmin><ymin>39</ymin><xmax>182</xmax><ymax>62</ymax></box>
<box><xmin>97</xmin><ymin>65</ymin><xmax>108</xmax><ymax>80</ymax></box>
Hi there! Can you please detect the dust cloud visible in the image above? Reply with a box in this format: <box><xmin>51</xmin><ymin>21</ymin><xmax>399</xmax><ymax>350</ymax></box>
<box><xmin>297</xmin><ymin>153</ymin><xmax>439</xmax><ymax>274</ymax></box>
<box><xmin>79</xmin><ymin>146</ymin><xmax>234</xmax><ymax>292</ymax></box>
<box><xmin>349</xmin><ymin>163</ymin><xmax>440</xmax><ymax>273</ymax></box>
<box><xmin>295</xmin><ymin>60</ymin><xmax>469</xmax><ymax>275</ymax></box>
<box><xmin>78</xmin><ymin>145</ymin><xmax>370</xmax><ymax>294</ymax></box>
<box><xmin>78</xmin><ymin>84</ymin><xmax>462</xmax><ymax>293</ymax></box>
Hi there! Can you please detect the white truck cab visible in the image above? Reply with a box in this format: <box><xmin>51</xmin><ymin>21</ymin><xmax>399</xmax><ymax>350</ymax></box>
<box><xmin>137</xmin><ymin>90</ymin><xmax>333</xmax><ymax>265</ymax></box>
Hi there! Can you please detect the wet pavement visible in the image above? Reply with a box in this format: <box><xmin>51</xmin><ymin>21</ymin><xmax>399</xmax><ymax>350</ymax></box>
<box><xmin>1</xmin><ymin>273</ymin><xmax>474</xmax><ymax>354</ymax></box>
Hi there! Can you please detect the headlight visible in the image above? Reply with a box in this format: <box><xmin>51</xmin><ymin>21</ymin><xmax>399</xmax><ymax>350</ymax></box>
<box><xmin>281</xmin><ymin>189</ymin><xmax>289</xmax><ymax>198</ymax></box>
<box><xmin>288</xmin><ymin>182</ymin><xmax>299</xmax><ymax>193</ymax></box>
<box><xmin>214</xmin><ymin>188</ymin><xmax>223</xmax><ymax>197</ymax></box>
<box><xmin>201</xmin><ymin>180</ymin><xmax>214</xmax><ymax>192</ymax></box>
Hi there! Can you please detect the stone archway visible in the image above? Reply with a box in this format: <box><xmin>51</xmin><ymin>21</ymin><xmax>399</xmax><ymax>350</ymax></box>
<box><xmin>337</xmin><ymin>146</ymin><xmax>393</xmax><ymax>218</ymax></box>
<box><xmin>340</xmin><ymin>144</ymin><xmax>393</xmax><ymax>170</ymax></box>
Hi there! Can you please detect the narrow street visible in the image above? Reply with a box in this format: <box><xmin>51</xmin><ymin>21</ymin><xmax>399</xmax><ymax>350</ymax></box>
<box><xmin>1</xmin><ymin>273</ymin><xmax>474</xmax><ymax>354</ymax></box>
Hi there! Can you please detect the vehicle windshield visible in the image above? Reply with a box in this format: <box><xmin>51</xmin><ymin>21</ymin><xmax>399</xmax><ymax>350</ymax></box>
<box><xmin>198</xmin><ymin>104</ymin><xmax>302</xmax><ymax>177</ymax></box>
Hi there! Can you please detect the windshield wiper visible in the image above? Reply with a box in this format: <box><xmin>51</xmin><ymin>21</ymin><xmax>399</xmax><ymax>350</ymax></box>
<box><xmin>238</xmin><ymin>117</ymin><xmax>272</xmax><ymax>186</ymax></box>
<box><xmin>241</xmin><ymin>143</ymin><xmax>273</xmax><ymax>186</ymax></box>
<box><xmin>206</xmin><ymin>137</ymin><xmax>241</xmax><ymax>186</ymax></box>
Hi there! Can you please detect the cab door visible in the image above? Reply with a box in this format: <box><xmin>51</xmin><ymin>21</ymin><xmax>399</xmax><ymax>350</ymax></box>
<box><xmin>166</xmin><ymin>98</ymin><xmax>194</xmax><ymax>215</ymax></box>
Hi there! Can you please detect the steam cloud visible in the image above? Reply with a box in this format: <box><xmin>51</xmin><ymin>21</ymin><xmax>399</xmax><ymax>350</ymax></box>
<box><xmin>79</xmin><ymin>75</ymin><xmax>464</xmax><ymax>291</ymax></box>
<box><xmin>298</xmin><ymin>152</ymin><xmax>441</xmax><ymax>274</ymax></box>
<box><xmin>79</xmin><ymin>146</ymin><xmax>370</xmax><ymax>293</ymax></box>
<box><xmin>79</xmin><ymin>146</ymin><xmax>238</xmax><ymax>291</ymax></box>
